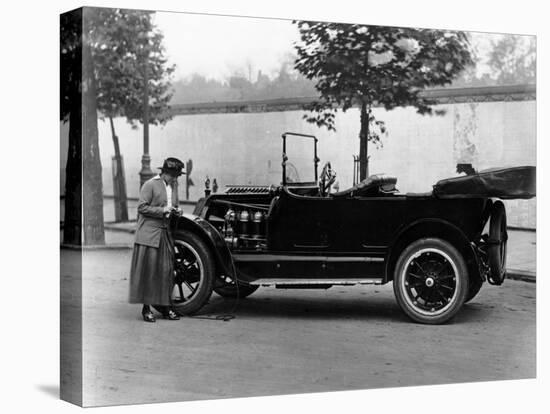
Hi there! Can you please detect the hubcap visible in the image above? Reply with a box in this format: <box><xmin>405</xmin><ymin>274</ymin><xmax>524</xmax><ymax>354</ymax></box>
<box><xmin>172</xmin><ymin>240</ymin><xmax>204</xmax><ymax>304</ymax></box>
<box><xmin>401</xmin><ymin>248</ymin><xmax>460</xmax><ymax>316</ymax></box>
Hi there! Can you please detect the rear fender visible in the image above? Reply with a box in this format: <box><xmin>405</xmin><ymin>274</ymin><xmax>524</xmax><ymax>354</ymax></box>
<box><xmin>173</xmin><ymin>213</ymin><xmax>234</xmax><ymax>279</ymax></box>
<box><xmin>385</xmin><ymin>218</ymin><xmax>480</xmax><ymax>284</ymax></box>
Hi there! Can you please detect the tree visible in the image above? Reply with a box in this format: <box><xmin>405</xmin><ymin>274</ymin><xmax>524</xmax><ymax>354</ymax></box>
<box><xmin>61</xmin><ymin>8</ymin><xmax>105</xmax><ymax>245</ymax></box>
<box><xmin>487</xmin><ymin>35</ymin><xmax>535</xmax><ymax>85</ymax></box>
<box><xmin>228</xmin><ymin>74</ymin><xmax>253</xmax><ymax>100</ymax></box>
<box><xmin>90</xmin><ymin>9</ymin><xmax>174</xmax><ymax>221</ymax></box>
<box><xmin>169</xmin><ymin>57</ymin><xmax>317</xmax><ymax>105</ymax></box>
<box><xmin>294</xmin><ymin>22</ymin><xmax>473</xmax><ymax>180</ymax></box>
<box><xmin>61</xmin><ymin>8</ymin><xmax>174</xmax><ymax>243</ymax></box>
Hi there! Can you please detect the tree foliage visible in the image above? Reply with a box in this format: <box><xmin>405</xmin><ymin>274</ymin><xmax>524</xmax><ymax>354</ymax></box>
<box><xmin>170</xmin><ymin>57</ymin><xmax>316</xmax><ymax>104</ymax></box>
<box><xmin>487</xmin><ymin>35</ymin><xmax>535</xmax><ymax>85</ymax></box>
<box><xmin>62</xmin><ymin>9</ymin><xmax>174</xmax><ymax>126</ymax></box>
<box><xmin>450</xmin><ymin>33</ymin><xmax>536</xmax><ymax>87</ymax></box>
<box><xmin>293</xmin><ymin>21</ymin><xmax>473</xmax><ymax>179</ymax></box>
<box><xmin>92</xmin><ymin>9</ymin><xmax>175</xmax><ymax>221</ymax></box>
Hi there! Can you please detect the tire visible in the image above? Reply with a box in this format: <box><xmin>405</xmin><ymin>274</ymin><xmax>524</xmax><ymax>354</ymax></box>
<box><xmin>465</xmin><ymin>276</ymin><xmax>483</xmax><ymax>303</ymax></box>
<box><xmin>393</xmin><ymin>237</ymin><xmax>469</xmax><ymax>324</ymax></box>
<box><xmin>214</xmin><ymin>283</ymin><xmax>259</xmax><ymax>299</ymax></box>
<box><xmin>487</xmin><ymin>201</ymin><xmax>507</xmax><ymax>285</ymax></box>
<box><xmin>171</xmin><ymin>231</ymin><xmax>215</xmax><ymax>315</ymax></box>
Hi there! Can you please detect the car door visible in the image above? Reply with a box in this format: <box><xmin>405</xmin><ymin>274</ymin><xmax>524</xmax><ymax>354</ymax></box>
<box><xmin>267</xmin><ymin>188</ymin><xmax>337</xmax><ymax>250</ymax></box>
<box><xmin>268</xmin><ymin>189</ymin><xmax>386</xmax><ymax>278</ymax></box>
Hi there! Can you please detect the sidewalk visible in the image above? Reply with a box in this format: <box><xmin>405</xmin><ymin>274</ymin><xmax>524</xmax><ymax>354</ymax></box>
<box><xmin>505</xmin><ymin>229</ymin><xmax>536</xmax><ymax>282</ymax></box>
<box><xmin>91</xmin><ymin>222</ymin><xmax>537</xmax><ymax>283</ymax></box>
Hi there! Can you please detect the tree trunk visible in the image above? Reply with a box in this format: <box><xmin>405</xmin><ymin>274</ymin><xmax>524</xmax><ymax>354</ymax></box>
<box><xmin>63</xmin><ymin>68</ymin><xmax>82</xmax><ymax>245</ymax></box>
<box><xmin>109</xmin><ymin>116</ymin><xmax>129</xmax><ymax>222</ymax></box>
<box><xmin>62</xmin><ymin>10</ymin><xmax>83</xmax><ymax>246</ymax></box>
<box><xmin>81</xmin><ymin>14</ymin><xmax>105</xmax><ymax>245</ymax></box>
<box><xmin>359</xmin><ymin>101</ymin><xmax>370</xmax><ymax>181</ymax></box>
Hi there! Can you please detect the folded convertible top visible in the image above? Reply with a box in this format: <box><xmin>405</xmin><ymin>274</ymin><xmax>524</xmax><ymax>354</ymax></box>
<box><xmin>433</xmin><ymin>166</ymin><xmax>536</xmax><ymax>199</ymax></box>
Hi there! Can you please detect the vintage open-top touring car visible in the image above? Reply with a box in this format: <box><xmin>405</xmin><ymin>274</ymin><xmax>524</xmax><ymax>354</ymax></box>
<box><xmin>167</xmin><ymin>132</ymin><xmax>535</xmax><ymax>324</ymax></box>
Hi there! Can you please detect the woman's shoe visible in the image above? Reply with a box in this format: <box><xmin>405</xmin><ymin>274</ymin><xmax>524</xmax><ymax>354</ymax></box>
<box><xmin>163</xmin><ymin>310</ymin><xmax>180</xmax><ymax>320</ymax></box>
<box><xmin>142</xmin><ymin>310</ymin><xmax>156</xmax><ymax>323</ymax></box>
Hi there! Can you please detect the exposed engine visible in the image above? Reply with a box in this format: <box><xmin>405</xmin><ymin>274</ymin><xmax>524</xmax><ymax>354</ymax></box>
<box><xmin>222</xmin><ymin>207</ymin><xmax>267</xmax><ymax>250</ymax></box>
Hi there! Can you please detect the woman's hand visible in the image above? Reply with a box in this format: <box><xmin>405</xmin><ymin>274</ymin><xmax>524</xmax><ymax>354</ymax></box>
<box><xmin>163</xmin><ymin>206</ymin><xmax>182</xmax><ymax>217</ymax></box>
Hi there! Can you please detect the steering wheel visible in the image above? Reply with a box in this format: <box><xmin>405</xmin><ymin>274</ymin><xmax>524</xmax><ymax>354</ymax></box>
<box><xmin>319</xmin><ymin>162</ymin><xmax>337</xmax><ymax>196</ymax></box>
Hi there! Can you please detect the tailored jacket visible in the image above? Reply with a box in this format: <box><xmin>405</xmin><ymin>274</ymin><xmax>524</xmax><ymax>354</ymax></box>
<box><xmin>134</xmin><ymin>175</ymin><xmax>179</xmax><ymax>248</ymax></box>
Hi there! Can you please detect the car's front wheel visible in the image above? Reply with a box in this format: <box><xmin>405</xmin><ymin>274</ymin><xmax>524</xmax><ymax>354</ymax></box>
<box><xmin>393</xmin><ymin>238</ymin><xmax>469</xmax><ymax>324</ymax></box>
<box><xmin>171</xmin><ymin>231</ymin><xmax>215</xmax><ymax>315</ymax></box>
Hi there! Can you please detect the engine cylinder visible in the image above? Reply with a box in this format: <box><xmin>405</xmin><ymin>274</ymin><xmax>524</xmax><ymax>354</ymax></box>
<box><xmin>260</xmin><ymin>211</ymin><xmax>267</xmax><ymax>236</ymax></box>
<box><xmin>224</xmin><ymin>209</ymin><xmax>235</xmax><ymax>237</ymax></box>
<box><xmin>252</xmin><ymin>211</ymin><xmax>264</xmax><ymax>239</ymax></box>
<box><xmin>237</xmin><ymin>210</ymin><xmax>250</xmax><ymax>237</ymax></box>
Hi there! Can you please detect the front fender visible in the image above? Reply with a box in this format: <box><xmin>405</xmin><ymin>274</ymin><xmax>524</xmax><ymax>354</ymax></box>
<box><xmin>173</xmin><ymin>213</ymin><xmax>234</xmax><ymax>278</ymax></box>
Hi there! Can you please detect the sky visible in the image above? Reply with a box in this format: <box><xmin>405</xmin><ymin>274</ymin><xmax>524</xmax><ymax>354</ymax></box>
<box><xmin>153</xmin><ymin>11</ymin><xmax>535</xmax><ymax>84</ymax></box>
<box><xmin>155</xmin><ymin>11</ymin><xmax>299</xmax><ymax>81</ymax></box>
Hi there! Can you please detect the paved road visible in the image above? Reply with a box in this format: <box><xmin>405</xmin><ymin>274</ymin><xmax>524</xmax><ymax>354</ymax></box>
<box><xmin>61</xmin><ymin>249</ymin><xmax>536</xmax><ymax>407</ymax></box>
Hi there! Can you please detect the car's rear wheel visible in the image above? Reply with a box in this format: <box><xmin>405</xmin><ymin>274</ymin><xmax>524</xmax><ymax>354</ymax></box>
<box><xmin>393</xmin><ymin>238</ymin><xmax>469</xmax><ymax>324</ymax></box>
<box><xmin>171</xmin><ymin>232</ymin><xmax>214</xmax><ymax>315</ymax></box>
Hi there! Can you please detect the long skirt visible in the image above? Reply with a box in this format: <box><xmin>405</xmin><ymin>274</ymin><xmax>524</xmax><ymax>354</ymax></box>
<box><xmin>129</xmin><ymin>230</ymin><xmax>174</xmax><ymax>306</ymax></box>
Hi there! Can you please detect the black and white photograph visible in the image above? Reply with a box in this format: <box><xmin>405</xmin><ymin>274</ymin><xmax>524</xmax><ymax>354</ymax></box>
<box><xmin>3</xmin><ymin>0</ymin><xmax>547</xmax><ymax>413</ymax></box>
<box><xmin>58</xmin><ymin>4</ymin><xmax>538</xmax><ymax>407</ymax></box>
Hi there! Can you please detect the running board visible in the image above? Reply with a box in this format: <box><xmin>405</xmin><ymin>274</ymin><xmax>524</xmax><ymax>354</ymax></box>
<box><xmin>249</xmin><ymin>278</ymin><xmax>383</xmax><ymax>287</ymax></box>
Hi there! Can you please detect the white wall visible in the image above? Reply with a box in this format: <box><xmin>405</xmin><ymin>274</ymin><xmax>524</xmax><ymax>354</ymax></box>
<box><xmin>60</xmin><ymin>99</ymin><xmax>536</xmax><ymax>227</ymax></box>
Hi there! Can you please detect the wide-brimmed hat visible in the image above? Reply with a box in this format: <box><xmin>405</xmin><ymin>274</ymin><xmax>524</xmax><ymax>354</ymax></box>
<box><xmin>158</xmin><ymin>157</ymin><xmax>186</xmax><ymax>175</ymax></box>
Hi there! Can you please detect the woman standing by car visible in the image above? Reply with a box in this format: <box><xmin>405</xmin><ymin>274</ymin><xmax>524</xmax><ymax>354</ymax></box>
<box><xmin>129</xmin><ymin>157</ymin><xmax>185</xmax><ymax>322</ymax></box>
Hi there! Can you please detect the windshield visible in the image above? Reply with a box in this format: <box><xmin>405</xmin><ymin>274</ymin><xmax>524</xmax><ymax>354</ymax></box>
<box><xmin>282</xmin><ymin>133</ymin><xmax>318</xmax><ymax>184</ymax></box>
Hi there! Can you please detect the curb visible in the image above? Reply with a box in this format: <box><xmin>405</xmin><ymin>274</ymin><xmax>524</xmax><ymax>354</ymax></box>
<box><xmin>61</xmin><ymin>243</ymin><xmax>133</xmax><ymax>251</ymax></box>
<box><xmin>507</xmin><ymin>226</ymin><xmax>536</xmax><ymax>233</ymax></box>
<box><xmin>61</xmin><ymin>195</ymin><xmax>198</xmax><ymax>206</ymax></box>
<box><xmin>506</xmin><ymin>268</ymin><xmax>536</xmax><ymax>283</ymax></box>
<box><xmin>104</xmin><ymin>225</ymin><xmax>136</xmax><ymax>234</ymax></box>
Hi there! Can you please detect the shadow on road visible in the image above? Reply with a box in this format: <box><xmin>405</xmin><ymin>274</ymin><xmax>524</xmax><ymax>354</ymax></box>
<box><xmin>454</xmin><ymin>302</ymin><xmax>487</xmax><ymax>323</ymax></box>
<box><xmin>194</xmin><ymin>293</ymin><xmax>413</xmax><ymax>324</ymax></box>
<box><xmin>189</xmin><ymin>291</ymin><xmax>494</xmax><ymax>326</ymax></box>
